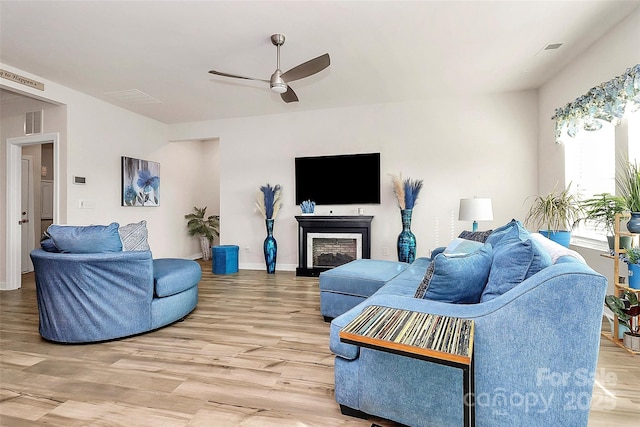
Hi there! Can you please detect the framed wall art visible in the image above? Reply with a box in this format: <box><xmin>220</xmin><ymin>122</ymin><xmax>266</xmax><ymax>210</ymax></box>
<box><xmin>121</xmin><ymin>156</ymin><xmax>160</xmax><ymax>206</ymax></box>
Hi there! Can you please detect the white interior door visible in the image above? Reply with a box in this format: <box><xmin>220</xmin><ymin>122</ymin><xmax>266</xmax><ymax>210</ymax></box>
<box><xmin>21</xmin><ymin>156</ymin><xmax>35</xmax><ymax>273</ymax></box>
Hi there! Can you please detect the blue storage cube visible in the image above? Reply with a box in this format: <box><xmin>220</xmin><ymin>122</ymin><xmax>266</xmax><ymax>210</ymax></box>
<box><xmin>212</xmin><ymin>245</ymin><xmax>239</xmax><ymax>274</ymax></box>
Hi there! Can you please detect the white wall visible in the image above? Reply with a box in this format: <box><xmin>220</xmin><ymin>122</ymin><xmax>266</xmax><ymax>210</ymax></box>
<box><xmin>170</xmin><ymin>91</ymin><xmax>539</xmax><ymax>271</ymax></box>
<box><xmin>1</xmin><ymin>64</ymin><xmax>216</xmax><ymax>286</ymax></box>
<box><xmin>537</xmin><ymin>8</ymin><xmax>640</xmax><ymax>291</ymax></box>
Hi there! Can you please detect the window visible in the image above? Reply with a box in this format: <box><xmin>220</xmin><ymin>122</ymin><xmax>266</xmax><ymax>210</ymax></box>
<box><xmin>565</xmin><ymin>109</ymin><xmax>639</xmax><ymax>245</ymax></box>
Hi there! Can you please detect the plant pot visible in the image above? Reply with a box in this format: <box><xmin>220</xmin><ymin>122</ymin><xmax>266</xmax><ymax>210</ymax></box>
<box><xmin>623</xmin><ymin>332</ymin><xmax>640</xmax><ymax>351</ymax></box>
<box><xmin>199</xmin><ymin>236</ymin><xmax>211</xmax><ymax>261</ymax></box>
<box><xmin>627</xmin><ymin>212</ymin><xmax>640</xmax><ymax>234</ymax></box>
<box><xmin>629</xmin><ymin>263</ymin><xmax>640</xmax><ymax>290</ymax></box>
<box><xmin>607</xmin><ymin>235</ymin><xmax>633</xmax><ymax>251</ymax></box>
<box><xmin>539</xmin><ymin>230</ymin><xmax>571</xmax><ymax>248</ymax></box>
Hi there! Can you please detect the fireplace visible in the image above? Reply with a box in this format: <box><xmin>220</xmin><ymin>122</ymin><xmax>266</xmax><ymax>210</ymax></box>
<box><xmin>295</xmin><ymin>216</ymin><xmax>373</xmax><ymax>276</ymax></box>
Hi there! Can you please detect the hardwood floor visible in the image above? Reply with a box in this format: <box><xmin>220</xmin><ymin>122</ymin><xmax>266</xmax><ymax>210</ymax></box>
<box><xmin>1</xmin><ymin>261</ymin><xmax>638</xmax><ymax>426</ymax></box>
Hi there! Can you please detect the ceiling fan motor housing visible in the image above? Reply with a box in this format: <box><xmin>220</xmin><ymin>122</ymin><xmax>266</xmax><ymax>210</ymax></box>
<box><xmin>270</xmin><ymin>69</ymin><xmax>287</xmax><ymax>93</ymax></box>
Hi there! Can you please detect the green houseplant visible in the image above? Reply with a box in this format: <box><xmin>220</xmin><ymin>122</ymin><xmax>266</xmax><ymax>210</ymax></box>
<box><xmin>616</xmin><ymin>159</ymin><xmax>640</xmax><ymax>233</ymax></box>
<box><xmin>525</xmin><ymin>183</ymin><xmax>583</xmax><ymax>247</ymax></box>
<box><xmin>576</xmin><ymin>193</ymin><xmax>630</xmax><ymax>250</ymax></box>
<box><xmin>185</xmin><ymin>206</ymin><xmax>220</xmax><ymax>261</ymax></box>
<box><xmin>605</xmin><ymin>289</ymin><xmax>640</xmax><ymax>351</ymax></box>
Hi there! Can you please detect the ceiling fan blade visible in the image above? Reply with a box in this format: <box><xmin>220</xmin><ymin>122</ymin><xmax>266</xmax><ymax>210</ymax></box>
<box><xmin>281</xmin><ymin>53</ymin><xmax>330</xmax><ymax>83</ymax></box>
<box><xmin>281</xmin><ymin>86</ymin><xmax>299</xmax><ymax>103</ymax></box>
<box><xmin>208</xmin><ymin>70</ymin><xmax>268</xmax><ymax>83</ymax></box>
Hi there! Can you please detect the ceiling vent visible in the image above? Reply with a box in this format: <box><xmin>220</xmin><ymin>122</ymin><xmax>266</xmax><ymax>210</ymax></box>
<box><xmin>104</xmin><ymin>89</ymin><xmax>162</xmax><ymax>105</ymax></box>
<box><xmin>543</xmin><ymin>43</ymin><xmax>563</xmax><ymax>51</ymax></box>
<box><xmin>25</xmin><ymin>110</ymin><xmax>43</xmax><ymax>135</ymax></box>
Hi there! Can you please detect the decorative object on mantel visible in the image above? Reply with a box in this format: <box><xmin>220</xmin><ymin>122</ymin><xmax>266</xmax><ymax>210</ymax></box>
<box><xmin>184</xmin><ymin>206</ymin><xmax>219</xmax><ymax>261</ymax></box>
<box><xmin>551</xmin><ymin>64</ymin><xmax>639</xmax><ymax>144</ymax></box>
<box><xmin>391</xmin><ymin>174</ymin><xmax>423</xmax><ymax>263</ymax></box>
<box><xmin>300</xmin><ymin>200</ymin><xmax>315</xmax><ymax>215</ymax></box>
<box><xmin>458</xmin><ymin>198</ymin><xmax>493</xmax><ymax>232</ymax></box>
<box><xmin>616</xmin><ymin>159</ymin><xmax>640</xmax><ymax>233</ymax></box>
<box><xmin>121</xmin><ymin>156</ymin><xmax>160</xmax><ymax>207</ymax></box>
<box><xmin>256</xmin><ymin>183</ymin><xmax>282</xmax><ymax>274</ymax></box>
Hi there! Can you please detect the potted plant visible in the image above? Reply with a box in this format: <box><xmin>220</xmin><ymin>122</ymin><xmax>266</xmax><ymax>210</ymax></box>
<box><xmin>185</xmin><ymin>206</ymin><xmax>220</xmax><ymax>261</ymax></box>
<box><xmin>605</xmin><ymin>289</ymin><xmax>640</xmax><ymax>351</ymax></box>
<box><xmin>525</xmin><ymin>183</ymin><xmax>583</xmax><ymax>247</ymax></box>
<box><xmin>625</xmin><ymin>246</ymin><xmax>640</xmax><ymax>290</ymax></box>
<box><xmin>616</xmin><ymin>159</ymin><xmax>640</xmax><ymax>233</ymax></box>
<box><xmin>576</xmin><ymin>193</ymin><xmax>630</xmax><ymax>250</ymax></box>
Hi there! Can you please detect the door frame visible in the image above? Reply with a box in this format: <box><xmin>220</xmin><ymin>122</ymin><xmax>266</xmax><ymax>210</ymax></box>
<box><xmin>21</xmin><ymin>155</ymin><xmax>35</xmax><ymax>273</ymax></box>
<box><xmin>5</xmin><ymin>132</ymin><xmax>59</xmax><ymax>290</ymax></box>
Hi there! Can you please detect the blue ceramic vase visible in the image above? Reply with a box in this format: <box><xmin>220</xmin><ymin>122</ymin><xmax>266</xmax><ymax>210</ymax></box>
<box><xmin>397</xmin><ymin>209</ymin><xmax>416</xmax><ymax>263</ymax></box>
<box><xmin>627</xmin><ymin>212</ymin><xmax>640</xmax><ymax>234</ymax></box>
<box><xmin>264</xmin><ymin>219</ymin><xmax>277</xmax><ymax>274</ymax></box>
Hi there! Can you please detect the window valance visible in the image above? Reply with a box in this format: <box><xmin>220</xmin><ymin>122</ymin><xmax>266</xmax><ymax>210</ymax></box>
<box><xmin>552</xmin><ymin>64</ymin><xmax>639</xmax><ymax>144</ymax></box>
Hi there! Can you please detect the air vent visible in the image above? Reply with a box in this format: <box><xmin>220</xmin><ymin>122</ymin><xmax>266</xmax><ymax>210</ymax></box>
<box><xmin>543</xmin><ymin>43</ymin><xmax>563</xmax><ymax>51</ymax></box>
<box><xmin>25</xmin><ymin>110</ymin><xmax>43</xmax><ymax>135</ymax></box>
<box><xmin>104</xmin><ymin>89</ymin><xmax>162</xmax><ymax>105</ymax></box>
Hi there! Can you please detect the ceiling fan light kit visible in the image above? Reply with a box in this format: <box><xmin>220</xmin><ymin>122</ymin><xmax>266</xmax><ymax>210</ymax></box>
<box><xmin>208</xmin><ymin>34</ymin><xmax>330</xmax><ymax>103</ymax></box>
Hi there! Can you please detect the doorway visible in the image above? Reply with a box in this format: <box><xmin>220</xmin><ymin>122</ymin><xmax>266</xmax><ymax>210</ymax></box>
<box><xmin>4</xmin><ymin>133</ymin><xmax>59</xmax><ymax>290</ymax></box>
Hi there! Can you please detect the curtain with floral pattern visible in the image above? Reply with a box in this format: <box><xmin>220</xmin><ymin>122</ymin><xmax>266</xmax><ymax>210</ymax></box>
<box><xmin>552</xmin><ymin>64</ymin><xmax>639</xmax><ymax>144</ymax></box>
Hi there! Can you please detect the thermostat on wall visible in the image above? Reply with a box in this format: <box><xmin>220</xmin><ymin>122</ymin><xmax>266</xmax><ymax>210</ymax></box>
<box><xmin>73</xmin><ymin>176</ymin><xmax>86</xmax><ymax>185</ymax></box>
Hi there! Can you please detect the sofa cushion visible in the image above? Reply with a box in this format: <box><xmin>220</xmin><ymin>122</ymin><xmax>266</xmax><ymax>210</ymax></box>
<box><xmin>485</xmin><ymin>219</ymin><xmax>529</xmax><ymax>247</ymax></box>
<box><xmin>319</xmin><ymin>259</ymin><xmax>409</xmax><ymax>298</ymax></box>
<box><xmin>154</xmin><ymin>258</ymin><xmax>201</xmax><ymax>297</ymax></box>
<box><xmin>47</xmin><ymin>223</ymin><xmax>122</xmax><ymax>253</ymax></box>
<box><xmin>529</xmin><ymin>232</ymin><xmax>586</xmax><ymax>264</ymax></box>
<box><xmin>119</xmin><ymin>220</ymin><xmax>151</xmax><ymax>251</ymax></box>
<box><xmin>416</xmin><ymin>243</ymin><xmax>492</xmax><ymax>303</ymax></box>
<box><xmin>480</xmin><ymin>228</ymin><xmax>551</xmax><ymax>302</ymax></box>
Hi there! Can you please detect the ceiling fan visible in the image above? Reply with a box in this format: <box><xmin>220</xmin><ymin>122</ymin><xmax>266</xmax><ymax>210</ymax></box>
<box><xmin>208</xmin><ymin>34</ymin><xmax>330</xmax><ymax>103</ymax></box>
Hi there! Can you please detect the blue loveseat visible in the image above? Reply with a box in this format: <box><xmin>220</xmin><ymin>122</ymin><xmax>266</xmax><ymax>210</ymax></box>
<box><xmin>328</xmin><ymin>220</ymin><xmax>607</xmax><ymax>427</ymax></box>
<box><xmin>31</xmin><ymin>222</ymin><xmax>201</xmax><ymax>343</ymax></box>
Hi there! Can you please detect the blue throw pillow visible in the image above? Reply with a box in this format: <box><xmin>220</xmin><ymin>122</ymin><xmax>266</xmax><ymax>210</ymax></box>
<box><xmin>420</xmin><ymin>243</ymin><xmax>493</xmax><ymax>303</ymax></box>
<box><xmin>481</xmin><ymin>238</ymin><xmax>535</xmax><ymax>302</ymax></box>
<box><xmin>47</xmin><ymin>223</ymin><xmax>122</xmax><ymax>253</ymax></box>
<box><xmin>485</xmin><ymin>219</ymin><xmax>530</xmax><ymax>247</ymax></box>
<box><xmin>527</xmin><ymin>237</ymin><xmax>552</xmax><ymax>278</ymax></box>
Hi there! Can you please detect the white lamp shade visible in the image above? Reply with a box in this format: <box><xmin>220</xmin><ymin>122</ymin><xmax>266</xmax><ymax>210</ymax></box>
<box><xmin>459</xmin><ymin>198</ymin><xmax>493</xmax><ymax>221</ymax></box>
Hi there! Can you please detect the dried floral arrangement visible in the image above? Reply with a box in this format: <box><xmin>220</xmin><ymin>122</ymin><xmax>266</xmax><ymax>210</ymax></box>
<box><xmin>256</xmin><ymin>183</ymin><xmax>282</xmax><ymax>220</ymax></box>
<box><xmin>390</xmin><ymin>173</ymin><xmax>424</xmax><ymax>210</ymax></box>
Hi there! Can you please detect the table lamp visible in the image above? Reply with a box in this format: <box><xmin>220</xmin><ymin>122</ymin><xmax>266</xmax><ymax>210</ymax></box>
<box><xmin>459</xmin><ymin>198</ymin><xmax>493</xmax><ymax>232</ymax></box>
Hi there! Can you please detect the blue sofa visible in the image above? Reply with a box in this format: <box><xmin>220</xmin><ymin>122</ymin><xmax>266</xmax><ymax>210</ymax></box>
<box><xmin>328</xmin><ymin>220</ymin><xmax>607</xmax><ymax>427</ymax></box>
<box><xmin>30</xmin><ymin>221</ymin><xmax>201</xmax><ymax>343</ymax></box>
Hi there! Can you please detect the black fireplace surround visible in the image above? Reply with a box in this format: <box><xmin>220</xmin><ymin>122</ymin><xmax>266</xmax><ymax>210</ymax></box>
<box><xmin>295</xmin><ymin>215</ymin><xmax>373</xmax><ymax>277</ymax></box>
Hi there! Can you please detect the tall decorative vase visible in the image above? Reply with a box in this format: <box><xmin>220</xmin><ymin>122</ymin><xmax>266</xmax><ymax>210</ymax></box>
<box><xmin>627</xmin><ymin>212</ymin><xmax>640</xmax><ymax>234</ymax></box>
<box><xmin>263</xmin><ymin>219</ymin><xmax>277</xmax><ymax>274</ymax></box>
<box><xmin>397</xmin><ymin>209</ymin><xmax>416</xmax><ymax>263</ymax></box>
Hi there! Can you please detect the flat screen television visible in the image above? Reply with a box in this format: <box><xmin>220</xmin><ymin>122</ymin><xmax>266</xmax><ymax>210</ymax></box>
<box><xmin>295</xmin><ymin>153</ymin><xmax>381</xmax><ymax>205</ymax></box>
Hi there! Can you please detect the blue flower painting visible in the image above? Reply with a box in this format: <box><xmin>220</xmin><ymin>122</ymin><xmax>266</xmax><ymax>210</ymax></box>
<box><xmin>121</xmin><ymin>156</ymin><xmax>160</xmax><ymax>206</ymax></box>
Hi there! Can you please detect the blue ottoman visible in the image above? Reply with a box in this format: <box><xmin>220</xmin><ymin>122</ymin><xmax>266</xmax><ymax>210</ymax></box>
<box><xmin>212</xmin><ymin>245</ymin><xmax>239</xmax><ymax>274</ymax></box>
<box><xmin>319</xmin><ymin>259</ymin><xmax>409</xmax><ymax>321</ymax></box>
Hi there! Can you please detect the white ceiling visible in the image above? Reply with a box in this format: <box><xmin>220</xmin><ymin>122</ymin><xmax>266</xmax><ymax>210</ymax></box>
<box><xmin>1</xmin><ymin>1</ymin><xmax>638</xmax><ymax>124</ymax></box>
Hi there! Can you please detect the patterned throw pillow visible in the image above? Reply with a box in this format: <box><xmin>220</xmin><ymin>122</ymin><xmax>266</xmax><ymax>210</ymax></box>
<box><xmin>458</xmin><ymin>229</ymin><xmax>493</xmax><ymax>243</ymax></box>
<box><xmin>414</xmin><ymin>243</ymin><xmax>493</xmax><ymax>303</ymax></box>
<box><xmin>119</xmin><ymin>220</ymin><xmax>150</xmax><ymax>251</ymax></box>
<box><xmin>414</xmin><ymin>261</ymin><xmax>436</xmax><ymax>298</ymax></box>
